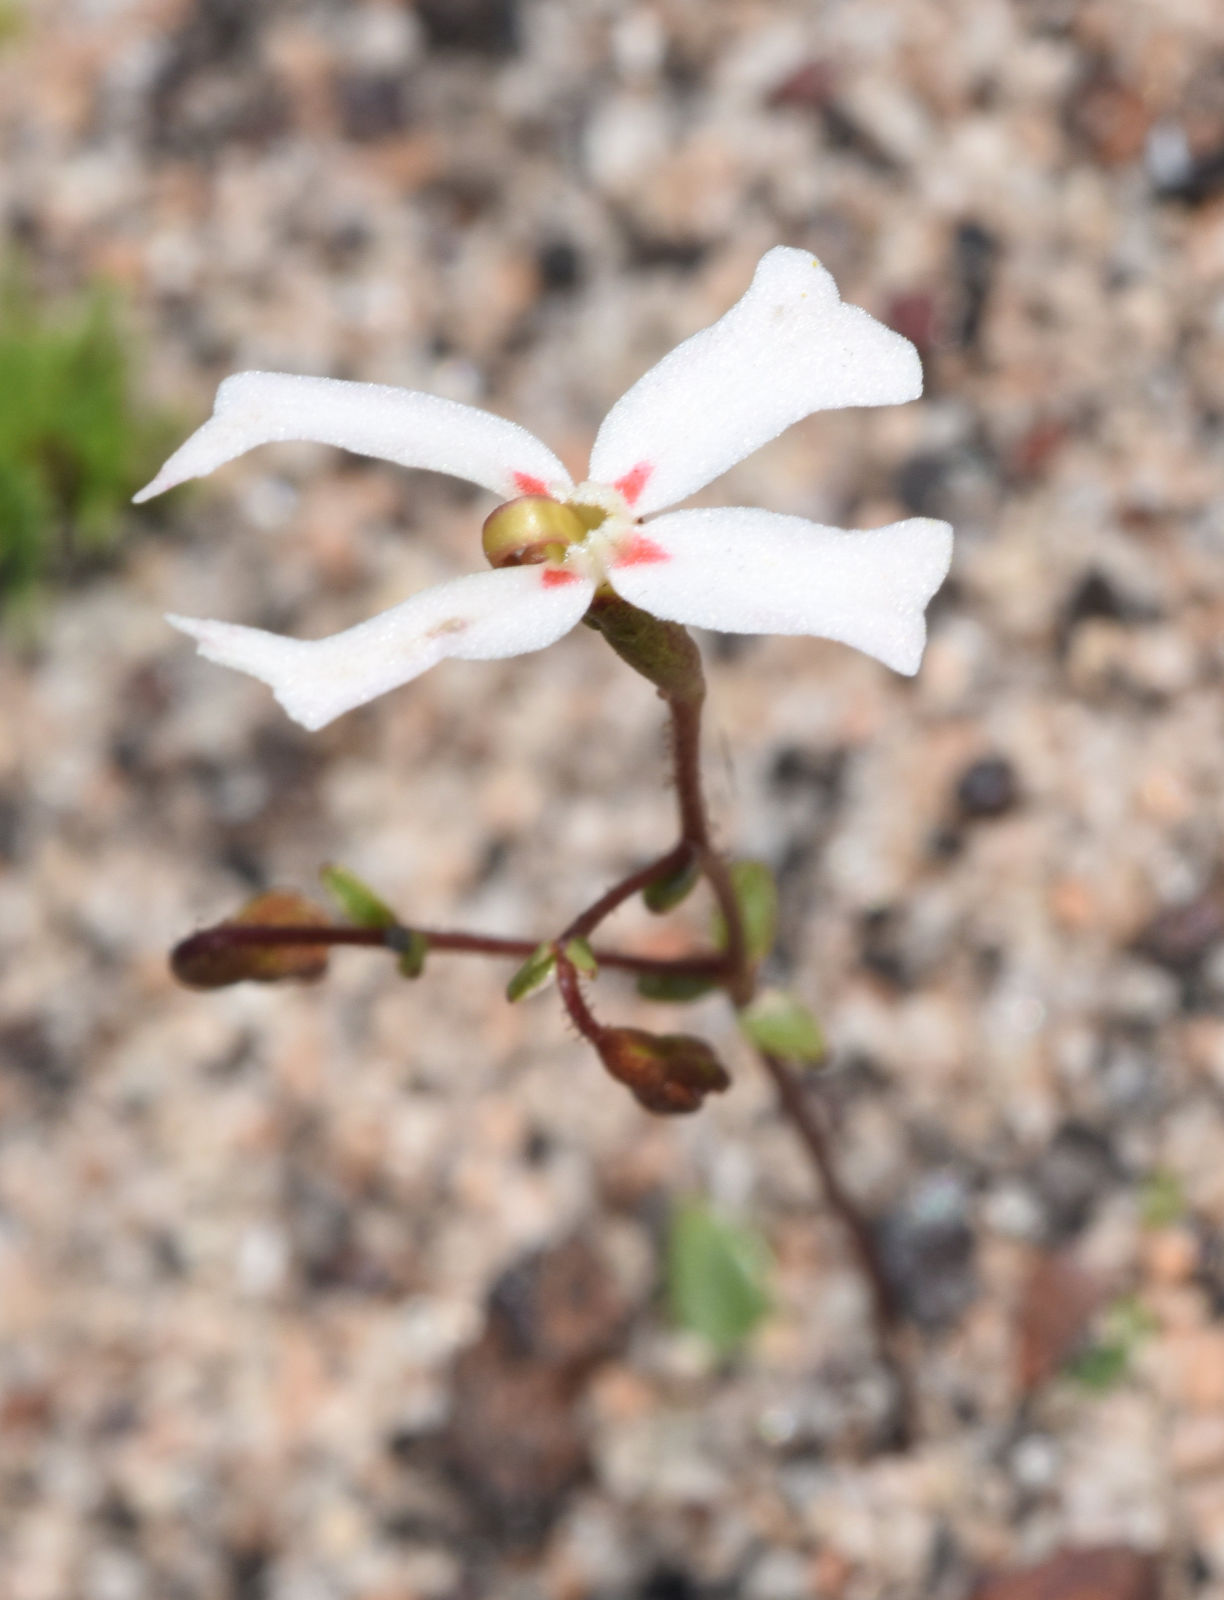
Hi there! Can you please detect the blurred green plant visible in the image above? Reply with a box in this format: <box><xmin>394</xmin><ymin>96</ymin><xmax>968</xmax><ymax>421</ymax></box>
<box><xmin>0</xmin><ymin>1</ymin><xmax>25</xmax><ymax>47</ymax></box>
<box><xmin>666</xmin><ymin>1198</ymin><xmax>772</xmax><ymax>1358</ymax></box>
<box><xmin>0</xmin><ymin>263</ymin><xmax>168</xmax><ymax>617</ymax></box>
<box><xmin>1067</xmin><ymin>1294</ymin><xmax>1158</xmax><ymax>1393</ymax></box>
<box><xmin>1138</xmin><ymin>1167</ymin><xmax>1186</xmax><ymax>1230</ymax></box>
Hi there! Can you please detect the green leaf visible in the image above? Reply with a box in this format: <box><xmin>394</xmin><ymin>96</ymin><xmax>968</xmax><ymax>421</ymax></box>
<box><xmin>738</xmin><ymin>990</ymin><xmax>825</xmax><ymax>1064</ymax></box>
<box><xmin>0</xmin><ymin>3</ymin><xmax>26</xmax><ymax>47</ymax></box>
<box><xmin>1138</xmin><ymin>1168</ymin><xmax>1185</xmax><ymax>1230</ymax></box>
<box><xmin>320</xmin><ymin>863</ymin><xmax>397</xmax><ymax>929</ymax></box>
<box><xmin>643</xmin><ymin>855</ymin><xmax>700</xmax><ymax>914</ymax></box>
<box><xmin>636</xmin><ymin>969</ymin><xmax>719</xmax><ymax>1003</ymax></box>
<box><xmin>667</xmin><ymin>1199</ymin><xmax>772</xmax><ymax>1357</ymax></box>
<box><xmin>0</xmin><ymin>260</ymin><xmax>174</xmax><ymax>615</ymax></box>
<box><xmin>563</xmin><ymin>937</ymin><xmax>598</xmax><ymax>977</ymax></box>
<box><xmin>1066</xmin><ymin>1295</ymin><xmax>1158</xmax><ymax>1392</ymax></box>
<box><xmin>392</xmin><ymin>928</ymin><xmax>429</xmax><ymax>979</ymax></box>
<box><xmin>711</xmin><ymin>859</ymin><xmax>778</xmax><ymax>967</ymax></box>
<box><xmin>506</xmin><ymin>942</ymin><xmax>557</xmax><ymax>1003</ymax></box>
<box><xmin>1067</xmin><ymin>1340</ymin><xmax>1130</xmax><ymax>1393</ymax></box>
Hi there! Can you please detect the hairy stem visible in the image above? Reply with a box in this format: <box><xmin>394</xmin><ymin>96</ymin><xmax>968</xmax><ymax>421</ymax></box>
<box><xmin>555</xmin><ymin>946</ymin><xmax>605</xmax><ymax>1043</ymax></box>
<box><xmin>561</xmin><ymin>841</ymin><xmax>694</xmax><ymax>944</ymax></box>
<box><xmin>669</xmin><ymin>694</ymin><xmax>711</xmax><ymax>848</ymax></box>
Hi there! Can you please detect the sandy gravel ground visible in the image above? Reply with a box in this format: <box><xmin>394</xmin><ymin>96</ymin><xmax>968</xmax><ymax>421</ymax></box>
<box><xmin>5</xmin><ymin>1</ymin><xmax>1224</xmax><ymax>1597</ymax></box>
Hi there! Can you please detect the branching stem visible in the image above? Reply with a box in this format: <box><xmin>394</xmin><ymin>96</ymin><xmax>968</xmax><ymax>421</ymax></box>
<box><xmin>173</xmin><ymin>599</ymin><xmax>915</xmax><ymax>1442</ymax></box>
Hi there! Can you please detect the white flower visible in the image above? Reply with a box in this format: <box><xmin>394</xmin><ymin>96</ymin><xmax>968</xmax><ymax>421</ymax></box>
<box><xmin>137</xmin><ymin>247</ymin><xmax>952</xmax><ymax>731</ymax></box>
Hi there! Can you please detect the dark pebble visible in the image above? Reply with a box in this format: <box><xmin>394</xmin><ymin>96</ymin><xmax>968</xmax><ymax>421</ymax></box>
<box><xmin>951</xmin><ymin>219</ymin><xmax>999</xmax><ymax>350</ymax></box>
<box><xmin>878</xmin><ymin>1172</ymin><xmax>977</xmax><ymax>1330</ymax></box>
<box><xmin>1029</xmin><ymin>1122</ymin><xmax>1116</xmax><ymax>1241</ymax></box>
<box><xmin>955</xmin><ymin>756</ymin><xmax>1018</xmax><ymax>819</ymax></box>
<box><xmin>536</xmin><ymin>239</ymin><xmax>582</xmax><ymax>293</ymax></box>
<box><xmin>1135</xmin><ymin>891</ymin><xmax>1224</xmax><ymax>971</ymax></box>
<box><xmin>417</xmin><ymin>0</ymin><xmax>519</xmax><ymax>55</ymax></box>
<box><xmin>334</xmin><ymin>71</ymin><xmax>411</xmax><ymax>142</ymax></box>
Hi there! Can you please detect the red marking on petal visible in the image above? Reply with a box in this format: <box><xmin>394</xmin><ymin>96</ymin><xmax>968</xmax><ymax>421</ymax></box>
<box><xmin>613</xmin><ymin>534</ymin><xmax>669</xmax><ymax>568</ymax></box>
<box><xmin>614</xmin><ymin>462</ymin><xmax>653</xmax><ymax>506</ymax></box>
<box><xmin>541</xmin><ymin>567</ymin><xmax>578</xmax><ymax>587</ymax></box>
<box><xmin>512</xmin><ymin>472</ymin><xmax>549</xmax><ymax>496</ymax></box>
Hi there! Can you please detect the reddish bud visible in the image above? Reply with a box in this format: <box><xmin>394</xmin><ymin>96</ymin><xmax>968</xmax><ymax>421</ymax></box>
<box><xmin>171</xmin><ymin>890</ymin><xmax>332</xmax><ymax>989</ymax></box>
<box><xmin>597</xmin><ymin>1027</ymin><xmax>730</xmax><ymax>1115</ymax></box>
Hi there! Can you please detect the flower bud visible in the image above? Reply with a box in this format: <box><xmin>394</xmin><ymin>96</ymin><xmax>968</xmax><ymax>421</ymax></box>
<box><xmin>481</xmin><ymin>496</ymin><xmax>584</xmax><ymax>569</ymax></box>
<box><xmin>597</xmin><ymin>1027</ymin><xmax>731</xmax><ymax>1115</ymax></box>
<box><xmin>171</xmin><ymin>890</ymin><xmax>331</xmax><ymax>988</ymax></box>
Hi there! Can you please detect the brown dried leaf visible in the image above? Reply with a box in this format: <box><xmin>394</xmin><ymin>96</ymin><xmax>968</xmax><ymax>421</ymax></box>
<box><xmin>1015</xmin><ymin>1249</ymin><xmax>1102</xmax><ymax>1395</ymax></box>
<box><xmin>971</xmin><ymin>1546</ymin><xmax>1160</xmax><ymax>1600</ymax></box>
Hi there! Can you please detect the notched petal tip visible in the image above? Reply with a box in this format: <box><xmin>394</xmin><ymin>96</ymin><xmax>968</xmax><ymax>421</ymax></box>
<box><xmin>166</xmin><ymin>612</ymin><xmax>327</xmax><ymax>728</ymax></box>
<box><xmin>608</xmin><ymin>508</ymin><xmax>953</xmax><ymax>676</ymax></box>
<box><xmin>589</xmin><ymin>245</ymin><xmax>929</xmax><ymax>515</ymax></box>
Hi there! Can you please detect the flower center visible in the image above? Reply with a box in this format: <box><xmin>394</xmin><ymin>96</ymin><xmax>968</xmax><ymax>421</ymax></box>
<box><xmin>482</xmin><ymin>482</ymin><xmax>637</xmax><ymax>580</ymax></box>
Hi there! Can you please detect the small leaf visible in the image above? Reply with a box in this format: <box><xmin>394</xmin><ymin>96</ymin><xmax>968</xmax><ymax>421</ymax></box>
<box><xmin>636</xmin><ymin>969</ymin><xmax>719</xmax><ymax>1003</ymax></box>
<box><xmin>667</xmin><ymin>1199</ymin><xmax>771</xmax><ymax>1356</ymax></box>
<box><xmin>643</xmin><ymin>855</ymin><xmax>699</xmax><ymax>914</ymax></box>
<box><xmin>390</xmin><ymin>927</ymin><xmax>429</xmax><ymax>979</ymax></box>
<box><xmin>1066</xmin><ymin>1340</ymin><xmax>1130</xmax><ymax>1392</ymax></box>
<box><xmin>506</xmin><ymin>941</ymin><xmax>557</xmax><ymax>1002</ymax></box>
<box><xmin>564</xmin><ymin>937</ymin><xmax>598</xmax><ymax>977</ymax></box>
<box><xmin>712</xmin><ymin>859</ymin><xmax>778</xmax><ymax>966</ymax></box>
<box><xmin>1065</xmin><ymin>1295</ymin><xmax>1157</xmax><ymax>1393</ymax></box>
<box><xmin>1138</xmin><ymin>1167</ymin><xmax>1185</xmax><ymax>1230</ymax></box>
<box><xmin>171</xmin><ymin>890</ymin><xmax>332</xmax><ymax>989</ymax></box>
<box><xmin>320</xmin><ymin>863</ymin><xmax>397</xmax><ymax>929</ymax></box>
<box><xmin>738</xmin><ymin>990</ymin><xmax>825</xmax><ymax>1064</ymax></box>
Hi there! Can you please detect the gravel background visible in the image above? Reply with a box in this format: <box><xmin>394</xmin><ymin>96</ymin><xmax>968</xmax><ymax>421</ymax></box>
<box><xmin>5</xmin><ymin>1</ymin><xmax>1224</xmax><ymax>1597</ymax></box>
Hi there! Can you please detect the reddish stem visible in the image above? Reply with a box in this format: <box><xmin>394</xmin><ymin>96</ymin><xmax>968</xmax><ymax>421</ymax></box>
<box><xmin>555</xmin><ymin>948</ymin><xmax>605</xmax><ymax>1044</ymax></box>
<box><xmin>669</xmin><ymin>694</ymin><xmax>710</xmax><ymax>847</ymax></box>
<box><xmin>171</xmin><ymin>920</ymin><xmax>725</xmax><ymax>982</ymax></box>
<box><xmin>661</xmin><ymin>685</ymin><xmax>915</xmax><ymax>1444</ymax></box>
<box><xmin>561</xmin><ymin>841</ymin><xmax>693</xmax><ymax>944</ymax></box>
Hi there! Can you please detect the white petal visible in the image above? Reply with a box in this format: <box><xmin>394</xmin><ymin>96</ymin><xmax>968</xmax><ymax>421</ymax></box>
<box><xmin>589</xmin><ymin>247</ymin><xmax>922</xmax><ymax>517</ymax></box>
<box><xmin>134</xmin><ymin>372</ymin><xmax>572</xmax><ymax>503</ymax></box>
<box><xmin>607</xmin><ymin>508</ymin><xmax>952</xmax><ymax>674</ymax></box>
<box><xmin>167</xmin><ymin>565</ymin><xmax>594</xmax><ymax>730</ymax></box>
